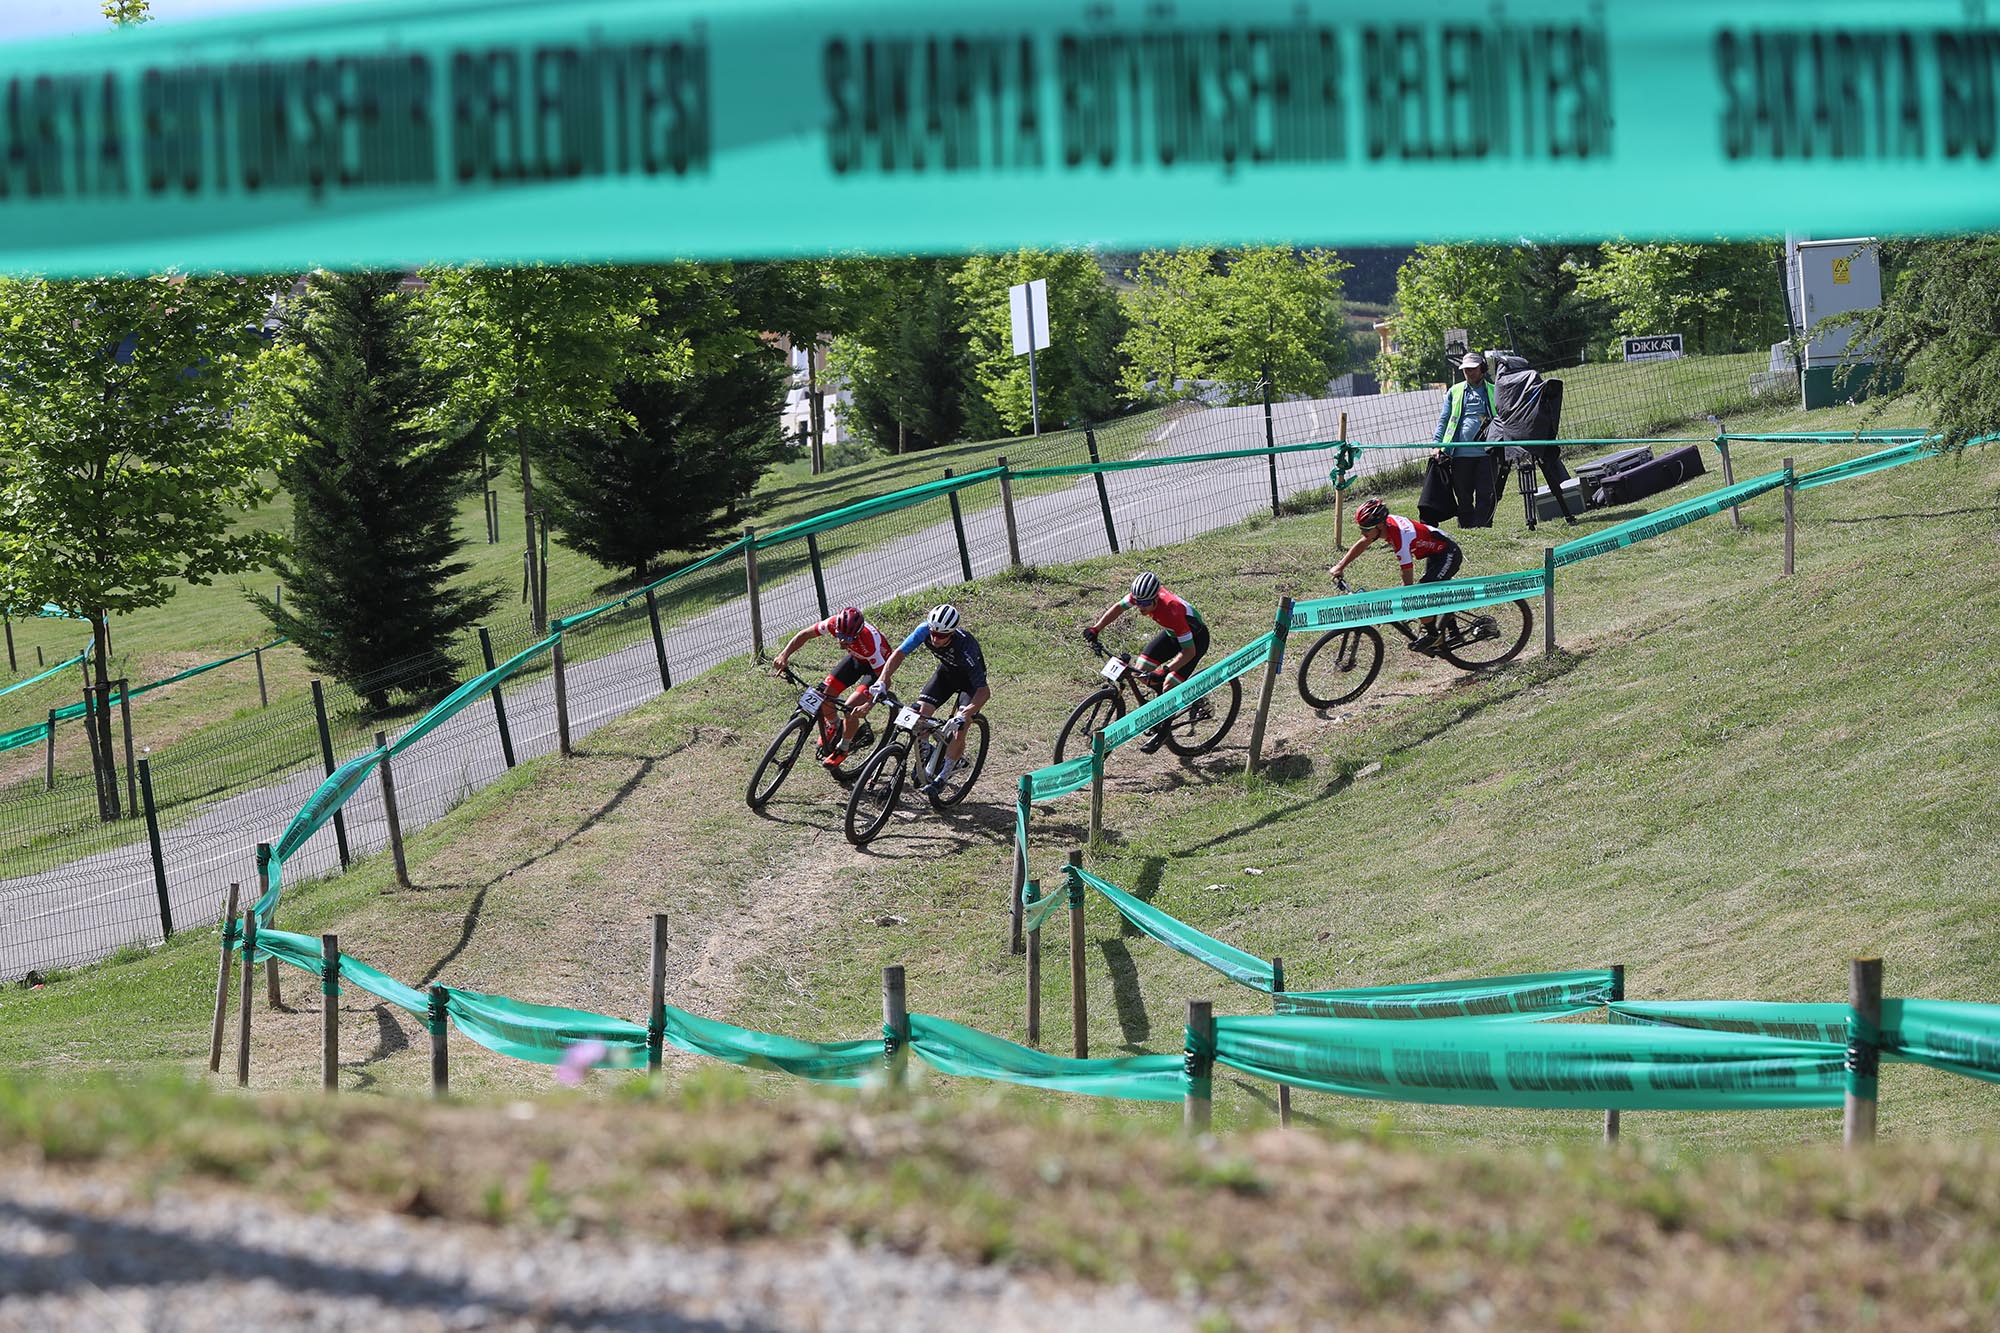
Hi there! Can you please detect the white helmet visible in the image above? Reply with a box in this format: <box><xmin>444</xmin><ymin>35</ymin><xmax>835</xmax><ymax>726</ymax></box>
<box><xmin>1130</xmin><ymin>571</ymin><xmax>1161</xmax><ymax>604</ymax></box>
<box><xmin>927</xmin><ymin>603</ymin><xmax>961</xmax><ymax>633</ymax></box>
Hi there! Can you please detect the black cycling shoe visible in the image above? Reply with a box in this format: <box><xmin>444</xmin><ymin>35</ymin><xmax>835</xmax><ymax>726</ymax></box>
<box><xmin>1139</xmin><ymin>730</ymin><xmax>1168</xmax><ymax>754</ymax></box>
<box><xmin>1408</xmin><ymin>630</ymin><xmax>1441</xmax><ymax>655</ymax></box>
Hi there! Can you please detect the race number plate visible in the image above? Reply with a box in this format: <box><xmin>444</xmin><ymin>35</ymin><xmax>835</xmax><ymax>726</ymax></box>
<box><xmin>895</xmin><ymin>707</ymin><xmax>922</xmax><ymax>730</ymax></box>
<box><xmin>1100</xmin><ymin>657</ymin><xmax>1127</xmax><ymax>681</ymax></box>
<box><xmin>797</xmin><ymin>688</ymin><xmax>824</xmax><ymax>714</ymax></box>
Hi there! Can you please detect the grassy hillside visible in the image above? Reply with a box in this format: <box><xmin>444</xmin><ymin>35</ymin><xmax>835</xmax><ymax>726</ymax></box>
<box><xmin>3</xmin><ymin>433</ymin><xmax>1993</xmax><ymax>1154</ymax></box>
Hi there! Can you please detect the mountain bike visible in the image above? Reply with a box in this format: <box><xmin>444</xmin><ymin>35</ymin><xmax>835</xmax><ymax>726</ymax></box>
<box><xmin>843</xmin><ymin>690</ymin><xmax>992</xmax><ymax>846</ymax></box>
<box><xmin>1051</xmin><ymin>637</ymin><xmax>1241</xmax><ymax>764</ymax></box>
<box><xmin>1296</xmin><ymin>577</ymin><xmax>1533</xmax><ymax>709</ymax></box>
<box><xmin>746</xmin><ymin>665</ymin><xmax>881</xmax><ymax>811</ymax></box>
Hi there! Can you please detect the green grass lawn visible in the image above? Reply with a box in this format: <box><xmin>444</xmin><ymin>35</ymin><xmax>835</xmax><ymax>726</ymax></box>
<box><xmin>4</xmin><ymin>425</ymin><xmax>1992</xmax><ymax>1159</ymax></box>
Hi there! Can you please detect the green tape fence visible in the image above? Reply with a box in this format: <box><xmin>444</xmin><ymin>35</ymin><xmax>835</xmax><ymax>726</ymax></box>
<box><xmin>0</xmin><ymin>647</ymin><xmax>89</xmax><ymax>700</ymax></box>
<box><xmin>0</xmin><ymin>637</ymin><xmax>283</xmax><ymax>756</ymax></box>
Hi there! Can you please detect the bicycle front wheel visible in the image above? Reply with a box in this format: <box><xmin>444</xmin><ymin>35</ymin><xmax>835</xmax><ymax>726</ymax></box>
<box><xmin>929</xmin><ymin>714</ymin><xmax>990</xmax><ymax>808</ymax></box>
<box><xmin>1437</xmin><ymin>599</ymin><xmax>1533</xmax><ymax>670</ymax></box>
<box><xmin>844</xmin><ymin>741</ymin><xmax>909</xmax><ymax>846</ymax></box>
<box><xmin>1053</xmin><ymin>688</ymin><xmax>1125</xmax><ymax>764</ymax></box>
<box><xmin>1161</xmin><ymin>678</ymin><xmax>1242</xmax><ymax>757</ymax></box>
<box><xmin>1297</xmin><ymin>626</ymin><xmax>1385</xmax><ymax>708</ymax></box>
<box><xmin>746</xmin><ymin>713</ymin><xmax>812</xmax><ymax>811</ymax></box>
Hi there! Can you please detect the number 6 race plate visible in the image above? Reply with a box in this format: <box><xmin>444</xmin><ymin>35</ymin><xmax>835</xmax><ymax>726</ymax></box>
<box><xmin>895</xmin><ymin>706</ymin><xmax>922</xmax><ymax>730</ymax></box>
<box><xmin>1100</xmin><ymin>658</ymin><xmax>1127</xmax><ymax>680</ymax></box>
<box><xmin>797</xmin><ymin>688</ymin><xmax>823</xmax><ymax>713</ymax></box>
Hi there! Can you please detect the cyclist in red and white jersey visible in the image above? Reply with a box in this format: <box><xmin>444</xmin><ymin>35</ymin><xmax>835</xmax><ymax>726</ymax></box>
<box><xmin>1084</xmin><ymin>572</ymin><xmax>1212</xmax><ymax>752</ymax></box>
<box><xmin>1328</xmin><ymin>497</ymin><xmax>1464</xmax><ymax>653</ymax></box>
<box><xmin>773</xmin><ymin>606</ymin><xmax>890</xmax><ymax>767</ymax></box>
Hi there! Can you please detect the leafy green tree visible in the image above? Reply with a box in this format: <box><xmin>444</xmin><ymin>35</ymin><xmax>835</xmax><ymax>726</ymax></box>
<box><xmin>1116</xmin><ymin>247</ymin><xmax>1221</xmax><ymax>401</ymax></box>
<box><xmin>102</xmin><ymin>0</ymin><xmax>149</xmax><ymax>24</ymax></box>
<box><xmin>0</xmin><ymin>272</ymin><xmax>284</xmax><ymax>816</ymax></box>
<box><xmin>1575</xmin><ymin>243</ymin><xmax>1787</xmax><ymax>356</ymax></box>
<box><xmin>824</xmin><ymin>257</ymin><xmax>974</xmax><ymax>453</ymax></box>
<box><xmin>1848</xmin><ymin>235</ymin><xmax>2000</xmax><ymax>450</ymax></box>
<box><xmin>249</xmin><ymin>271</ymin><xmax>498</xmax><ymax>710</ymax></box>
<box><xmin>954</xmin><ymin>250</ymin><xmax>1127</xmax><ymax>433</ymax></box>
<box><xmin>1382</xmin><ymin>245</ymin><xmax>1520</xmax><ymax>389</ymax></box>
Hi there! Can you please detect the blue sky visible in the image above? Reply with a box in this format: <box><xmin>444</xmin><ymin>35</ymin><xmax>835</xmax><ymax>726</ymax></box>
<box><xmin>1</xmin><ymin>0</ymin><xmax>376</xmax><ymax>43</ymax></box>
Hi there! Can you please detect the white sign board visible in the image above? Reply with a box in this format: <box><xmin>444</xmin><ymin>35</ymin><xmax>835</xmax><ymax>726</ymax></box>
<box><xmin>1622</xmin><ymin>334</ymin><xmax>1683</xmax><ymax>363</ymax></box>
<box><xmin>1009</xmin><ymin>279</ymin><xmax>1050</xmax><ymax>356</ymax></box>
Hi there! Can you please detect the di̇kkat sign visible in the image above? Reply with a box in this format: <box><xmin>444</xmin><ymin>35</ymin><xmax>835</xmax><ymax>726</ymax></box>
<box><xmin>1621</xmin><ymin>335</ymin><xmax>1685</xmax><ymax>363</ymax></box>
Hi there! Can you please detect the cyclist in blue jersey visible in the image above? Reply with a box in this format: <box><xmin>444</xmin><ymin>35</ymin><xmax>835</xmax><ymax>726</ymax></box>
<box><xmin>870</xmin><ymin>603</ymin><xmax>991</xmax><ymax>796</ymax></box>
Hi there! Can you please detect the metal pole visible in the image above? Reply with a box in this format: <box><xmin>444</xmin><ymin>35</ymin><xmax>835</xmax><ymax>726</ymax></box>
<box><xmin>138</xmin><ymin>758</ymin><xmax>172</xmax><ymax>940</ymax></box>
<box><xmin>743</xmin><ymin>528</ymin><xmax>765</xmax><ymax>659</ymax></box>
<box><xmin>237</xmin><ymin>907</ymin><xmax>256</xmax><ymax>1087</ymax></box>
<box><xmin>648</xmin><ymin>913</ymin><xmax>668</xmax><ymax>1073</ymax></box>
<box><xmin>1272</xmin><ymin>957</ymin><xmax>1291</xmax><ymax>1128</ymax></box>
<box><xmin>1010</xmin><ymin>774</ymin><xmax>1029</xmax><ymax>956</ymax></box>
<box><xmin>1025</xmin><ymin>880</ymin><xmax>1042</xmax><ymax>1046</ymax></box>
<box><xmin>208</xmin><ymin>881</ymin><xmax>240</xmax><ymax>1073</ymax></box>
<box><xmin>3</xmin><ymin>615</ymin><xmax>12</xmax><ymax>673</ymax></box>
<box><xmin>997</xmin><ymin>457</ymin><xmax>1023</xmax><ymax>568</ymax></box>
<box><xmin>1604</xmin><ymin>963</ymin><xmax>1624</xmax><ymax>1143</ymax></box>
<box><xmin>43</xmin><ymin>708</ymin><xmax>55</xmax><ymax>790</ymax></box>
<box><xmin>944</xmin><ymin>469</ymin><xmax>974</xmax><ymax>583</ymax></box>
<box><xmin>253</xmin><ymin>647</ymin><xmax>268</xmax><ymax>708</ymax></box>
<box><xmin>1783</xmin><ymin>457</ymin><xmax>1796</xmax><ymax>577</ymax></box>
<box><xmin>1543</xmin><ymin>547</ymin><xmax>1557</xmax><ymax>656</ymax></box>
<box><xmin>1067</xmin><ymin>852</ymin><xmax>1088</xmax><ymax>1059</ymax></box>
<box><xmin>477</xmin><ymin>628</ymin><xmax>517</xmax><ymax>769</ymax></box>
<box><xmin>429</xmin><ymin>985</ymin><xmax>450</xmax><ymax>1098</ymax></box>
<box><xmin>310</xmin><ymin>680</ymin><xmax>352</xmax><ymax>867</ymax></box>
<box><xmin>376</xmin><ymin>731</ymin><xmax>410</xmax><ymax>888</ymax></box>
<box><xmin>1085</xmin><ymin>429</ymin><xmax>1120</xmax><ymax>554</ymax></box>
<box><xmin>1714</xmin><ymin>434</ymin><xmax>1743</xmax><ymax>528</ymax></box>
<box><xmin>1088</xmin><ymin>732</ymin><xmax>1105</xmax><ymax>853</ymax></box>
<box><xmin>643</xmin><ymin>591</ymin><xmax>673</xmax><ymax>692</ymax></box>
<box><xmin>1246</xmin><ymin>597</ymin><xmax>1294</xmax><ymax>775</ymax></box>
<box><xmin>1263</xmin><ymin>369</ymin><xmax>1280</xmax><ymax>518</ymax></box>
<box><xmin>1026</xmin><ymin>302</ymin><xmax>1042</xmax><ymax>436</ymax></box>
<box><xmin>321</xmin><ymin>933</ymin><xmax>341</xmax><ymax>1092</ymax></box>
<box><xmin>806</xmin><ymin>533</ymin><xmax>831</xmax><ymax>619</ymax></box>
<box><xmin>1844</xmin><ymin>957</ymin><xmax>1883</xmax><ymax>1147</ymax></box>
<box><xmin>1184</xmin><ymin>999</ymin><xmax>1215</xmax><ymax>1134</ymax></box>
<box><xmin>117</xmin><ymin>678</ymin><xmax>137</xmax><ymax>818</ymax></box>
<box><xmin>552</xmin><ymin>634</ymin><xmax>572</xmax><ymax>757</ymax></box>
<box><xmin>882</xmin><ymin>965</ymin><xmax>910</xmax><ymax>1092</ymax></box>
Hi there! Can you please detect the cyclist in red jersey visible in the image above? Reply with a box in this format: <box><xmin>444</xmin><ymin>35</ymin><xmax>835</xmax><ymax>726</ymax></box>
<box><xmin>1084</xmin><ymin>572</ymin><xmax>1212</xmax><ymax>752</ymax></box>
<box><xmin>773</xmin><ymin>606</ymin><xmax>890</xmax><ymax>766</ymax></box>
<box><xmin>1328</xmin><ymin>496</ymin><xmax>1464</xmax><ymax>653</ymax></box>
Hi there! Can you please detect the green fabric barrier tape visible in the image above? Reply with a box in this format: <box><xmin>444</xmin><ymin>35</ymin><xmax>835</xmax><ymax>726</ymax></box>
<box><xmin>0</xmin><ymin>649</ymin><xmax>88</xmax><ymax>700</ymax></box>
<box><xmin>1551</xmin><ymin>471</ymin><xmax>1786</xmax><ymax>569</ymax></box>
<box><xmin>1023</xmin><ymin>883</ymin><xmax>1067</xmax><ymax>933</ymax></box>
<box><xmin>251</xmin><ymin>928</ymin><xmax>431</xmax><ymax>1014</ymax></box>
<box><xmin>909</xmin><ymin>1014</ymin><xmax>1184</xmax><ymax>1101</ymax></box>
<box><xmin>755</xmin><ymin>468</ymin><xmax>1005</xmax><ymax>548</ymax></box>
<box><xmin>17</xmin><ymin>5</ymin><xmax>2000</xmax><ymax>273</ymax></box>
<box><xmin>1215</xmin><ymin>1015</ymin><xmax>1847</xmax><ymax>1111</ymax></box>
<box><xmin>1026</xmin><ymin>753</ymin><xmax>1093</xmax><ymax>803</ymax></box>
<box><xmin>0</xmin><ymin>722</ymin><xmax>51</xmax><ymax>755</ymax></box>
<box><xmin>1279</xmin><ymin>970</ymin><xmax>1615</xmax><ymax>1021</ymax></box>
<box><xmin>1011</xmin><ymin>439</ymin><xmax>1358</xmax><ymax>481</ymax></box>
<box><xmin>1793</xmin><ymin>442</ymin><xmax>1939</xmax><ymax>491</ymax></box>
<box><xmin>558</xmin><ymin>539</ymin><xmax>746</xmax><ymax>634</ymax></box>
<box><xmin>390</xmin><ymin>631</ymin><xmax>561</xmax><ymax>754</ymax></box>
<box><xmin>1074</xmin><ymin>867</ymin><xmax>1275</xmax><ymax>993</ymax></box>
<box><xmin>657</xmin><ymin>1003</ymin><xmax>882</xmax><ymax>1086</ymax></box>
<box><xmin>1101</xmin><ymin>632</ymin><xmax>1272</xmax><ymax>750</ymax></box>
<box><xmin>1290</xmin><ymin>570</ymin><xmax>1545</xmax><ymax>634</ymax></box>
<box><xmin>1882</xmin><ymin>999</ymin><xmax>2000</xmax><ymax>1087</ymax></box>
<box><xmin>1608</xmin><ymin>1000</ymin><xmax>1851</xmax><ymax>1045</ymax></box>
<box><xmin>1720</xmin><ymin>430</ymin><xmax>1932</xmax><ymax>444</ymax></box>
<box><xmin>125</xmin><ymin>638</ymin><xmax>287</xmax><ymax>702</ymax></box>
<box><xmin>0</xmin><ymin>639</ymin><xmax>285</xmax><ymax>755</ymax></box>
<box><xmin>444</xmin><ymin>986</ymin><xmax>649</xmax><ymax>1067</ymax></box>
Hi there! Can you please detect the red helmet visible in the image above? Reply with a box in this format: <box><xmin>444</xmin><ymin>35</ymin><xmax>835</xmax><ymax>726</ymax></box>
<box><xmin>832</xmin><ymin>606</ymin><xmax>864</xmax><ymax>639</ymax></box>
<box><xmin>1353</xmin><ymin>498</ymin><xmax>1389</xmax><ymax>528</ymax></box>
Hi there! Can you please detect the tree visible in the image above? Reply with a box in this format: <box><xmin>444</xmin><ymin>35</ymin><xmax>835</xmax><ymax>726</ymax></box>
<box><xmin>1575</xmin><ymin>243</ymin><xmax>1788</xmax><ymax>356</ymax></box>
<box><xmin>1506</xmin><ymin>243</ymin><xmax>1612</xmax><ymax>368</ymax></box>
<box><xmin>0</xmin><ymin>272</ymin><xmax>284</xmax><ymax>817</ymax></box>
<box><xmin>1848</xmin><ymin>235</ymin><xmax>2000</xmax><ymax>450</ymax></box>
<box><xmin>823</xmin><ymin>257</ymin><xmax>975</xmax><ymax>453</ymax></box>
<box><xmin>536</xmin><ymin>267</ymin><xmax>789</xmax><ymax>580</ymax></box>
<box><xmin>415</xmin><ymin>265</ymin><xmax>676</xmax><ymax>631</ymax></box>
<box><xmin>249</xmin><ymin>271</ymin><xmax>499</xmax><ymax>709</ymax></box>
<box><xmin>1117</xmin><ymin>247</ymin><xmax>1222</xmax><ymax>401</ymax></box>
<box><xmin>1208</xmin><ymin>246</ymin><xmax>1351</xmax><ymax>404</ymax></box>
<box><xmin>954</xmin><ymin>250</ymin><xmax>1127</xmax><ymax>434</ymax></box>
<box><xmin>101</xmin><ymin>0</ymin><xmax>150</xmax><ymax>24</ymax></box>
<box><xmin>1382</xmin><ymin>246</ymin><xmax>1520</xmax><ymax>389</ymax></box>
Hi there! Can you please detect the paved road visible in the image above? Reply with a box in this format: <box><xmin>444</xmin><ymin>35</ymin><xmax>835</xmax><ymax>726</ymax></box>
<box><xmin>0</xmin><ymin>394</ymin><xmax>1439</xmax><ymax>981</ymax></box>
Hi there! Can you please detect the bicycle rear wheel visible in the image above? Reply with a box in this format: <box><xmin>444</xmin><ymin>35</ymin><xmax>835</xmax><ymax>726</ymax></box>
<box><xmin>1053</xmin><ymin>688</ymin><xmax>1125</xmax><ymax>764</ymax></box>
<box><xmin>928</xmin><ymin>714</ymin><xmax>990</xmax><ymax>808</ymax></box>
<box><xmin>1297</xmin><ymin>626</ymin><xmax>1385</xmax><ymax>708</ymax></box>
<box><xmin>844</xmin><ymin>741</ymin><xmax>909</xmax><ymax>845</ymax></box>
<box><xmin>746</xmin><ymin>714</ymin><xmax>811</xmax><ymax>811</ymax></box>
<box><xmin>1160</xmin><ymin>678</ymin><xmax>1242</xmax><ymax>757</ymax></box>
<box><xmin>1437</xmin><ymin>599</ymin><xmax>1532</xmax><ymax>670</ymax></box>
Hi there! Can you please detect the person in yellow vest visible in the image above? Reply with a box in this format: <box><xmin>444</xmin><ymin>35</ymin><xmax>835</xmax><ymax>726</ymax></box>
<box><xmin>1432</xmin><ymin>351</ymin><xmax>1500</xmax><ymax>527</ymax></box>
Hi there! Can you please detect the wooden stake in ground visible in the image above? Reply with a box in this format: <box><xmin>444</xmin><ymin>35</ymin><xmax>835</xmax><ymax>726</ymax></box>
<box><xmin>997</xmin><ymin>456</ymin><xmax>1022</xmax><ymax>568</ymax></box>
<box><xmin>208</xmin><ymin>882</ymin><xmax>241</xmax><ymax>1073</ymax></box>
<box><xmin>1068</xmin><ymin>852</ymin><xmax>1088</xmax><ymax>1059</ymax></box>
<box><xmin>1184</xmin><ymin>999</ymin><xmax>1215</xmax><ymax>1135</ymax></box>
<box><xmin>552</xmin><ymin>633</ymin><xmax>572</xmax><ymax>757</ymax></box>
<box><xmin>882</xmin><ymin>965</ymin><xmax>909</xmax><ymax>1093</ymax></box>
<box><xmin>256</xmin><ymin>843</ymin><xmax>280</xmax><ymax>1009</ymax></box>
<box><xmin>321</xmin><ymin>933</ymin><xmax>341</xmax><ymax>1092</ymax></box>
<box><xmin>742</xmin><ymin>527</ymin><xmax>765</xmax><ymax>659</ymax></box>
<box><xmin>1844</xmin><ymin>957</ymin><xmax>1883</xmax><ymax>1147</ymax></box>
<box><xmin>1543</xmin><ymin>547</ymin><xmax>1558</xmax><ymax>657</ymax></box>
<box><xmin>1783</xmin><ymin>457</ymin><xmax>1796</xmax><ymax>577</ymax></box>
<box><xmin>1272</xmin><ymin>956</ymin><xmax>1291</xmax><ymax>1128</ymax></box>
<box><xmin>1024</xmin><ymin>880</ymin><xmax>1042</xmax><ymax>1046</ymax></box>
<box><xmin>1604</xmin><ymin>963</ymin><xmax>1624</xmax><ymax>1143</ymax></box>
<box><xmin>1009</xmin><ymin>774</ymin><xmax>1029</xmax><ymax>955</ymax></box>
<box><xmin>1333</xmin><ymin>411</ymin><xmax>1349</xmax><ymax>548</ymax></box>
<box><xmin>1246</xmin><ymin>597</ymin><xmax>1294</xmax><ymax>776</ymax></box>
<box><xmin>375</xmin><ymin>732</ymin><xmax>410</xmax><ymax>888</ymax></box>
<box><xmin>429</xmin><ymin>985</ymin><xmax>450</xmax><ymax>1099</ymax></box>
<box><xmin>1088</xmin><ymin>733</ymin><xmax>1106</xmax><ymax>853</ymax></box>
<box><xmin>647</xmin><ymin>914</ymin><xmax>668</xmax><ymax>1073</ymax></box>
<box><xmin>236</xmin><ymin>908</ymin><xmax>257</xmax><ymax>1088</ymax></box>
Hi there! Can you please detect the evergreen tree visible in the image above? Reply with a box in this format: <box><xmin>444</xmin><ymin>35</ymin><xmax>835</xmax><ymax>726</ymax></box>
<box><xmin>254</xmin><ymin>270</ymin><xmax>498</xmax><ymax>709</ymax></box>
<box><xmin>1849</xmin><ymin>234</ymin><xmax>2000</xmax><ymax>449</ymax></box>
<box><xmin>825</xmin><ymin>257</ymin><xmax>976</xmax><ymax>453</ymax></box>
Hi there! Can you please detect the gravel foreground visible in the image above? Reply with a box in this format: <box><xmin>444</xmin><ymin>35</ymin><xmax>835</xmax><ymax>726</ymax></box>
<box><xmin>0</xmin><ymin>1167</ymin><xmax>1192</xmax><ymax>1332</ymax></box>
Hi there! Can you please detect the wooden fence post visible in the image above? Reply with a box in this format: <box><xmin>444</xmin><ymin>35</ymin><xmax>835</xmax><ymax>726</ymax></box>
<box><xmin>1085</xmin><ymin>429</ymin><xmax>1120</xmax><ymax>554</ymax></box>
<box><xmin>1333</xmin><ymin>411</ymin><xmax>1350</xmax><ymax>549</ymax></box>
<box><xmin>3</xmin><ymin>615</ymin><xmax>12</xmax><ymax>673</ymax></box>
<box><xmin>476</xmin><ymin>628</ymin><xmax>518</xmax><ymax>770</ymax></box>
<box><xmin>551</xmin><ymin>632</ymin><xmax>573</xmax><ymax>757</ymax></box>
<box><xmin>944</xmin><ymin>469</ymin><xmax>974</xmax><ymax>583</ymax></box>
<box><xmin>257</xmin><ymin>843</ymin><xmax>280</xmax><ymax>1009</ymax></box>
<box><xmin>1543</xmin><ymin>547</ymin><xmax>1558</xmax><ymax>657</ymax></box>
<box><xmin>310</xmin><ymin>680</ymin><xmax>352</xmax><ymax>867</ymax></box>
<box><xmin>1714</xmin><ymin>434</ymin><xmax>1744</xmax><ymax>528</ymax></box>
<box><xmin>1068</xmin><ymin>852</ymin><xmax>1088</xmax><ymax>1059</ymax></box>
<box><xmin>321</xmin><ymin>933</ymin><xmax>340</xmax><ymax>1092</ymax></box>
<box><xmin>208</xmin><ymin>881</ymin><xmax>241</xmax><ymax>1073</ymax></box>
<box><xmin>1263</xmin><ymin>372</ymin><xmax>1280</xmax><ymax>517</ymax></box>
<box><xmin>1184</xmin><ymin>999</ymin><xmax>1215</xmax><ymax>1134</ymax></box>
<box><xmin>1844</xmin><ymin>956</ymin><xmax>1883</xmax><ymax>1147</ymax></box>
<box><xmin>117</xmin><ymin>679</ymin><xmax>137</xmax><ymax>818</ymax></box>
<box><xmin>1246</xmin><ymin>597</ymin><xmax>1294</xmax><ymax>776</ymax></box>
<box><xmin>742</xmin><ymin>528</ymin><xmax>765</xmax><ymax>659</ymax></box>
<box><xmin>806</xmin><ymin>534</ymin><xmax>831</xmax><ymax>619</ymax></box>
<box><xmin>137</xmin><ymin>758</ymin><xmax>173</xmax><ymax>940</ymax></box>
<box><xmin>1272</xmin><ymin>957</ymin><xmax>1291</xmax><ymax>1128</ymax></box>
<box><xmin>1604</xmin><ymin>963</ymin><xmax>1624</xmax><ymax>1143</ymax></box>
<box><xmin>882</xmin><ymin>965</ymin><xmax>910</xmax><ymax>1093</ymax></box>
<box><xmin>253</xmin><ymin>647</ymin><xmax>268</xmax><ymax>708</ymax></box>
<box><xmin>429</xmin><ymin>985</ymin><xmax>450</xmax><ymax>1098</ymax></box>
<box><xmin>375</xmin><ymin>732</ymin><xmax>410</xmax><ymax>888</ymax></box>
<box><xmin>1088</xmin><ymin>732</ymin><xmax>1106</xmax><ymax>853</ymax></box>
<box><xmin>643</xmin><ymin>591</ymin><xmax>673</xmax><ymax>692</ymax></box>
<box><xmin>648</xmin><ymin>913</ymin><xmax>667</xmax><ymax>1073</ymax></box>
<box><xmin>236</xmin><ymin>907</ymin><xmax>256</xmax><ymax>1087</ymax></box>
<box><xmin>1782</xmin><ymin>457</ymin><xmax>1796</xmax><ymax>577</ymax></box>
<box><xmin>1010</xmin><ymin>774</ymin><xmax>1029</xmax><ymax>955</ymax></box>
<box><xmin>997</xmin><ymin>457</ymin><xmax>1023</xmax><ymax>568</ymax></box>
<box><xmin>1025</xmin><ymin>880</ymin><xmax>1042</xmax><ymax>1046</ymax></box>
